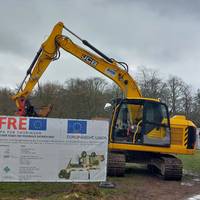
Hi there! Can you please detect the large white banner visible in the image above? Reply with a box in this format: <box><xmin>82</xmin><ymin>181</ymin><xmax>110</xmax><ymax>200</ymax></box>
<box><xmin>0</xmin><ymin>116</ymin><xmax>109</xmax><ymax>182</ymax></box>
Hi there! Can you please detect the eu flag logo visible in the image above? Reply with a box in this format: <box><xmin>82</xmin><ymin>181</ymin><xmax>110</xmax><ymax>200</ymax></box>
<box><xmin>29</xmin><ymin>118</ymin><xmax>47</xmax><ymax>131</ymax></box>
<box><xmin>67</xmin><ymin>120</ymin><xmax>87</xmax><ymax>134</ymax></box>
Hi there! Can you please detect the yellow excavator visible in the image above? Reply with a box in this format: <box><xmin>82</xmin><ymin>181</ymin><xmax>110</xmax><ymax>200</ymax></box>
<box><xmin>12</xmin><ymin>22</ymin><xmax>197</xmax><ymax>180</ymax></box>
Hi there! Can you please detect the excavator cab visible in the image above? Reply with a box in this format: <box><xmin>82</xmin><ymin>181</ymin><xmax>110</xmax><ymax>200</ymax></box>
<box><xmin>111</xmin><ymin>98</ymin><xmax>171</xmax><ymax>147</ymax></box>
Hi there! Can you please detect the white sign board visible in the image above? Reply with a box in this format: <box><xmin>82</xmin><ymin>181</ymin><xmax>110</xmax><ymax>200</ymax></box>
<box><xmin>0</xmin><ymin>116</ymin><xmax>109</xmax><ymax>182</ymax></box>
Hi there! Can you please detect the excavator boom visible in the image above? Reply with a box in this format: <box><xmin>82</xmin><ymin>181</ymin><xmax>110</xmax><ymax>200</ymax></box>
<box><xmin>12</xmin><ymin>22</ymin><xmax>141</xmax><ymax>117</ymax></box>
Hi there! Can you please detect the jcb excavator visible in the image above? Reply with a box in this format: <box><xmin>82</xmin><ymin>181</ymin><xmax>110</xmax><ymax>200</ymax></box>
<box><xmin>12</xmin><ymin>22</ymin><xmax>196</xmax><ymax>180</ymax></box>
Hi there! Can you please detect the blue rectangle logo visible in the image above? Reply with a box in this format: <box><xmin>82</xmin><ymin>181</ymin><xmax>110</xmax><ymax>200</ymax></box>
<box><xmin>67</xmin><ymin>120</ymin><xmax>87</xmax><ymax>134</ymax></box>
<box><xmin>29</xmin><ymin>118</ymin><xmax>47</xmax><ymax>131</ymax></box>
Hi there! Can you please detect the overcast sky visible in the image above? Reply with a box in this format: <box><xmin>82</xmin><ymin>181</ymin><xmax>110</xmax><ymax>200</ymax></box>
<box><xmin>0</xmin><ymin>0</ymin><xmax>200</xmax><ymax>90</ymax></box>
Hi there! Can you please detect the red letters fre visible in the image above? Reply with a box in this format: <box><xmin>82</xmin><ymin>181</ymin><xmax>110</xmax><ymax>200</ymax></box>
<box><xmin>0</xmin><ymin>117</ymin><xmax>6</xmax><ymax>129</ymax></box>
<box><xmin>0</xmin><ymin>117</ymin><xmax>27</xmax><ymax>130</ymax></box>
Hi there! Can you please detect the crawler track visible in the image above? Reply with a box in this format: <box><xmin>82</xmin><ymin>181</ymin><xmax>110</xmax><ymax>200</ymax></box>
<box><xmin>107</xmin><ymin>152</ymin><xmax>125</xmax><ymax>177</ymax></box>
<box><xmin>149</xmin><ymin>155</ymin><xmax>183</xmax><ymax>180</ymax></box>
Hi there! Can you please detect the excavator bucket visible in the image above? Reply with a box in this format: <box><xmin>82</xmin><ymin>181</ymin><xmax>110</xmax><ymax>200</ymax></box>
<box><xmin>38</xmin><ymin>104</ymin><xmax>53</xmax><ymax>117</ymax></box>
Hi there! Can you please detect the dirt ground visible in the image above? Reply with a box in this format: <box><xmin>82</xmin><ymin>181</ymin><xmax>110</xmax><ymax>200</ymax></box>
<box><xmin>105</xmin><ymin>166</ymin><xmax>200</xmax><ymax>200</ymax></box>
<box><xmin>1</xmin><ymin>166</ymin><xmax>200</xmax><ymax>200</ymax></box>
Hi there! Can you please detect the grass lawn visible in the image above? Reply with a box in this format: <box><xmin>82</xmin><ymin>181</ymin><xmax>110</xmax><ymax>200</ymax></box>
<box><xmin>0</xmin><ymin>182</ymin><xmax>71</xmax><ymax>200</ymax></box>
<box><xmin>177</xmin><ymin>150</ymin><xmax>200</xmax><ymax>174</ymax></box>
<box><xmin>0</xmin><ymin>182</ymin><xmax>117</xmax><ymax>200</ymax></box>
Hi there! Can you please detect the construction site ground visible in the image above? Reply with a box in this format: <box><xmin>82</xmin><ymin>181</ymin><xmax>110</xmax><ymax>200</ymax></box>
<box><xmin>0</xmin><ymin>151</ymin><xmax>200</xmax><ymax>200</ymax></box>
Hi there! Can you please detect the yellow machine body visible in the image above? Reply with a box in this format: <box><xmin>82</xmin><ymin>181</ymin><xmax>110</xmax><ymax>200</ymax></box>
<box><xmin>12</xmin><ymin>23</ymin><xmax>197</xmax><ymax>179</ymax></box>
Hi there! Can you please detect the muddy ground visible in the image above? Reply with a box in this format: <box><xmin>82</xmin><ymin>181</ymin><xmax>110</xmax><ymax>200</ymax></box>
<box><xmin>43</xmin><ymin>166</ymin><xmax>200</xmax><ymax>200</ymax></box>
<box><xmin>105</xmin><ymin>166</ymin><xmax>200</xmax><ymax>200</ymax></box>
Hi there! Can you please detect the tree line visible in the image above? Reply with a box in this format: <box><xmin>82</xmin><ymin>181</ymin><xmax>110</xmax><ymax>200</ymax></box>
<box><xmin>0</xmin><ymin>68</ymin><xmax>199</xmax><ymax>126</ymax></box>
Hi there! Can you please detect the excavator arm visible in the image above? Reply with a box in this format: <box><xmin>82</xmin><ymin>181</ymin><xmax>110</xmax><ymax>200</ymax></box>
<box><xmin>12</xmin><ymin>22</ymin><xmax>141</xmax><ymax>116</ymax></box>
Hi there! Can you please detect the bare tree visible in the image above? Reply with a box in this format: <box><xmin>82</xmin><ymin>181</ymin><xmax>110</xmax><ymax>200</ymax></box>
<box><xmin>180</xmin><ymin>83</ymin><xmax>193</xmax><ymax>117</ymax></box>
<box><xmin>191</xmin><ymin>89</ymin><xmax>200</xmax><ymax>126</ymax></box>
<box><xmin>166</xmin><ymin>76</ymin><xmax>184</xmax><ymax>115</ymax></box>
<box><xmin>0</xmin><ymin>73</ymin><xmax>198</xmax><ymax>126</ymax></box>
<box><xmin>0</xmin><ymin>88</ymin><xmax>15</xmax><ymax>115</ymax></box>
<box><xmin>136</xmin><ymin>67</ymin><xmax>169</xmax><ymax>102</ymax></box>
<box><xmin>31</xmin><ymin>82</ymin><xmax>65</xmax><ymax>117</ymax></box>
<box><xmin>64</xmin><ymin>78</ymin><xmax>109</xmax><ymax>119</ymax></box>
